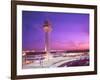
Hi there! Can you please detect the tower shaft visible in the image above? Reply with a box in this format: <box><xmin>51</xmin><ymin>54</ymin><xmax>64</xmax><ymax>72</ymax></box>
<box><xmin>45</xmin><ymin>32</ymin><xmax>49</xmax><ymax>53</ymax></box>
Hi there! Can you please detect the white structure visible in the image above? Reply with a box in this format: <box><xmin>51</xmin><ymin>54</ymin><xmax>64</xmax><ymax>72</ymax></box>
<box><xmin>43</xmin><ymin>20</ymin><xmax>52</xmax><ymax>61</ymax></box>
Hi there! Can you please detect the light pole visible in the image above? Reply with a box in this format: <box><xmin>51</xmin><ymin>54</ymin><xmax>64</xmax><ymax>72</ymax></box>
<box><xmin>43</xmin><ymin>20</ymin><xmax>52</xmax><ymax>62</ymax></box>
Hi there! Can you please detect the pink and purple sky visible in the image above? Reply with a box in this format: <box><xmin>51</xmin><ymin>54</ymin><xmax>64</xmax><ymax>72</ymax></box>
<box><xmin>22</xmin><ymin>11</ymin><xmax>89</xmax><ymax>51</ymax></box>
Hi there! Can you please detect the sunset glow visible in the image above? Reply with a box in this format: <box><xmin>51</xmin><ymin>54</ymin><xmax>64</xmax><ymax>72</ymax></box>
<box><xmin>22</xmin><ymin>11</ymin><xmax>89</xmax><ymax>51</ymax></box>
